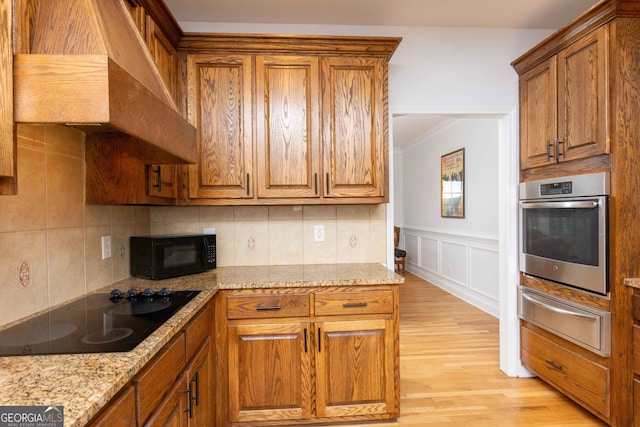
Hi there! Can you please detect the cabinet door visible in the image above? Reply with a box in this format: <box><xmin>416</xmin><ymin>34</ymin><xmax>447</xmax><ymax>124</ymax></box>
<box><xmin>146</xmin><ymin>16</ymin><xmax>178</xmax><ymax>105</ymax></box>
<box><xmin>88</xmin><ymin>385</ymin><xmax>136</xmax><ymax>427</ymax></box>
<box><xmin>256</xmin><ymin>55</ymin><xmax>321</xmax><ymax>198</ymax></box>
<box><xmin>228</xmin><ymin>322</ymin><xmax>312</xmax><ymax>422</ymax></box>
<box><xmin>187</xmin><ymin>339</ymin><xmax>214</xmax><ymax>427</ymax></box>
<box><xmin>315</xmin><ymin>317</ymin><xmax>396</xmax><ymax>418</ymax></box>
<box><xmin>147</xmin><ymin>164</ymin><xmax>178</xmax><ymax>199</ymax></box>
<box><xmin>321</xmin><ymin>57</ymin><xmax>387</xmax><ymax>199</ymax></box>
<box><xmin>144</xmin><ymin>374</ymin><xmax>190</xmax><ymax>427</ymax></box>
<box><xmin>519</xmin><ymin>57</ymin><xmax>558</xmax><ymax>170</ymax></box>
<box><xmin>187</xmin><ymin>54</ymin><xmax>254</xmax><ymax>199</ymax></box>
<box><xmin>557</xmin><ymin>26</ymin><xmax>608</xmax><ymax>162</ymax></box>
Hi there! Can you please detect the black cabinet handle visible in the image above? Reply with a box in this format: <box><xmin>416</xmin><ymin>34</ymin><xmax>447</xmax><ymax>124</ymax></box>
<box><xmin>153</xmin><ymin>165</ymin><xmax>162</xmax><ymax>192</ymax></box>
<box><xmin>343</xmin><ymin>302</ymin><xmax>368</xmax><ymax>308</ymax></box>
<box><xmin>304</xmin><ymin>328</ymin><xmax>308</xmax><ymax>353</ymax></box>
<box><xmin>255</xmin><ymin>305</ymin><xmax>282</xmax><ymax>311</ymax></box>
<box><xmin>180</xmin><ymin>382</ymin><xmax>194</xmax><ymax>418</ymax></box>
<box><xmin>314</xmin><ymin>173</ymin><xmax>318</xmax><ymax>195</ymax></box>
<box><xmin>545</xmin><ymin>359</ymin><xmax>563</xmax><ymax>371</ymax></box>
<box><xmin>191</xmin><ymin>371</ymin><xmax>200</xmax><ymax>406</ymax></box>
<box><xmin>546</xmin><ymin>140</ymin><xmax>552</xmax><ymax>161</ymax></box>
<box><xmin>317</xmin><ymin>327</ymin><xmax>321</xmax><ymax>352</ymax></box>
<box><xmin>246</xmin><ymin>173</ymin><xmax>250</xmax><ymax>195</ymax></box>
<box><xmin>555</xmin><ymin>139</ymin><xmax>563</xmax><ymax>160</ymax></box>
<box><xmin>325</xmin><ymin>173</ymin><xmax>330</xmax><ymax>194</ymax></box>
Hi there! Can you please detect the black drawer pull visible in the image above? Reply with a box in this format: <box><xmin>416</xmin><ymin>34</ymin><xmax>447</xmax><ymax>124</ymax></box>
<box><xmin>255</xmin><ymin>305</ymin><xmax>282</xmax><ymax>311</ymax></box>
<box><xmin>545</xmin><ymin>359</ymin><xmax>563</xmax><ymax>371</ymax></box>
<box><xmin>343</xmin><ymin>302</ymin><xmax>368</xmax><ymax>308</ymax></box>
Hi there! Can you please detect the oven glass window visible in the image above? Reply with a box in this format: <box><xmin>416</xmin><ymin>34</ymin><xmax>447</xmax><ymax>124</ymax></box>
<box><xmin>523</xmin><ymin>206</ymin><xmax>599</xmax><ymax>266</ymax></box>
<box><xmin>162</xmin><ymin>243</ymin><xmax>198</xmax><ymax>268</ymax></box>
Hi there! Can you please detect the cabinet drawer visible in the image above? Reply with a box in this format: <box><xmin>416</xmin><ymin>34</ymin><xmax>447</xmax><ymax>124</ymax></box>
<box><xmin>185</xmin><ymin>303</ymin><xmax>212</xmax><ymax>361</ymax></box>
<box><xmin>521</xmin><ymin>326</ymin><xmax>609</xmax><ymax>418</ymax></box>
<box><xmin>315</xmin><ymin>287</ymin><xmax>393</xmax><ymax>316</ymax></box>
<box><xmin>135</xmin><ymin>333</ymin><xmax>186</xmax><ymax>424</ymax></box>
<box><xmin>227</xmin><ymin>293</ymin><xmax>310</xmax><ymax>319</ymax></box>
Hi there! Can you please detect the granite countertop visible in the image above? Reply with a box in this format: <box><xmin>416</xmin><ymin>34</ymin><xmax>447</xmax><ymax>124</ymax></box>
<box><xmin>625</xmin><ymin>278</ymin><xmax>640</xmax><ymax>289</ymax></box>
<box><xmin>0</xmin><ymin>263</ymin><xmax>403</xmax><ymax>427</ymax></box>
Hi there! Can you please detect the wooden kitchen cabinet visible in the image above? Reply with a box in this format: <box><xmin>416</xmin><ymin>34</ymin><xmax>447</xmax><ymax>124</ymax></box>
<box><xmin>517</xmin><ymin>26</ymin><xmax>608</xmax><ymax>172</ymax></box>
<box><xmin>321</xmin><ymin>56</ymin><xmax>387</xmax><ymax>199</ymax></box>
<box><xmin>88</xmin><ymin>385</ymin><xmax>137</xmax><ymax>427</ymax></box>
<box><xmin>215</xmin><ymin>285</ymin><xmax>399</xmax><ymax>426</ymax></box>
<box><xmin>514</xmin><ymin>3</ymin><xmax>640</xmax><ymax>424</ymax></box>
<box><xmin>186</xmin><ymin>53</ymin><xmax>254</xmax><ymax>200</ymax></box>
<box><xmin>87</xmin><ymin>302</ymin><xmax>214</xmax><ymax>427</ymax></box>
<box><xmin>520</xmin><ymin>323</ymin><xmax>610</xmax><ymax>422</ymax></box>
<box><xmin>180</xmin><ymin>34</ymin><xmax>400</xmax><ymax>206</ymax></box>
<box><xmin>255</xmin><ymin>55</ymin><xmax>321</xmax><ymax>199</ymax></box>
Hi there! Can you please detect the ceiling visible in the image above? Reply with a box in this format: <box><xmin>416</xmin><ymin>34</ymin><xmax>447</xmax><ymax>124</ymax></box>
<box><xmin>164</xmin><ymin>0</ymin><xmax>599</xmax><ymax>29</ymax></box>
<box><xmin>163</xmin><ymin>0</ymin><xmax>600</xmax><ymax>150</ymax></box>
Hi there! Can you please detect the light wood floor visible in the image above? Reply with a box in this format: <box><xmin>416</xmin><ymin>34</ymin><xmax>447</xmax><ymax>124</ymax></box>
<box><xmin>340</xmin><ymin>272</ymin><xmax>607</xmax><ymax>427</ymax></box>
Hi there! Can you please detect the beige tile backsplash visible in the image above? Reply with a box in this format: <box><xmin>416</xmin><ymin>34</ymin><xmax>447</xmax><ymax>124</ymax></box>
<box><xmin>0</xmin><ymin>124</ymin><xmax>387</xmax><ymax>328</ymax></box>
<box><xmin>151</xmin><ymin>204</ymin><xmax>387</xmax><ymax>267</ymax></box>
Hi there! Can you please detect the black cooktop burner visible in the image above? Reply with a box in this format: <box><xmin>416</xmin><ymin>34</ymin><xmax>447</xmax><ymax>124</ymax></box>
<box><xmin>0</xmin><ymin>289</ymin><xmax>200</xmax><ymax>356</ymax></box>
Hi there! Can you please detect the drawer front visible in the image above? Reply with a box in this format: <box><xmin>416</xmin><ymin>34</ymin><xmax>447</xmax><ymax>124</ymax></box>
<box><xmin>315</xmin><ymin>287</ymin><xmax>393</xmax><ymax>316</ymax></box>
<box><xmin>135</xmin><ymin>333</ymin><xmax>186</xmax><ymax>424</ymax></box>
<box><xmin>521</xmin><ymin>326</ymin><xmax>610</xmax><ymax>418</ymax></box>
<box><xmin>185</xmin><ymin>303</ymin><xmax>212</xmax><ymax>361</ymax></box>
<box><xmin>519</xmin><ymin>287</ymin><xmax>610</xmax><ymax>356</ymax></box>
<box><xmin>227</xmin><ymin>293</ymin><xmax>310</xmax><ymax>319</ymax></box>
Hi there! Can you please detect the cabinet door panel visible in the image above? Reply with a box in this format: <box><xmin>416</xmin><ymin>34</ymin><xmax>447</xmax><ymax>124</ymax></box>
<box><xmin>519</xmin><ymin>57</ymin><xmax>558</xmax><ymax>170</ymax></box>
<box><xmin>228</xmin><ymin>322</ymin><xmax>312</xmax><ymax>422</ymax></box>
<box><xmin>188</xmin><ymin>339</ymin><xmax>214</xmax><ymax>427</ymax></box>
<box><xmin>322</xmin><ymin>57</ymin><xmax>386</xmax><ymax>198</ymax></box>
<box><xmin>144</xmin><ymin>374</ymin><xmax>189</xmax><ymax>427</ymax></box>
<box><xmin>187</xmin><ymin>54</ymin><xmax>253</xmax><ymax>199</ymax></box>
<box><xmin>256</xmin><ymin>55</ymin><xmax>320</xmax><ymax>198</ymax></box>
<box><xmin>316</xmin><ymin>318</ymin><xmax>395</xmax><ymax>418</ymax></box>
<box><xmin>557</xmin><ymin>26</ymin><xmax>608</xmax><ymax>161</ymax></box>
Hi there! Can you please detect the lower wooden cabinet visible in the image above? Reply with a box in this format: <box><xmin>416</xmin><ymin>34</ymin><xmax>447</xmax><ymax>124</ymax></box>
<box><xmin>88</xmin><ymin>385</ymin><xmax>137</xmax><ymax>427</ymax></box>
<box><xmin>520</xmin><ymin>323</ymin><xmax>610</xmax><ymax>422</ymax></box>
<box><xmin>87</xmin><ymin>302</ymin><xmax>214</xmax><ymax>427</ymax></box>
<box><xmin>216</xmin><ymin>285</ymin><xmax>400</xmax><ymax>426</ymax></box>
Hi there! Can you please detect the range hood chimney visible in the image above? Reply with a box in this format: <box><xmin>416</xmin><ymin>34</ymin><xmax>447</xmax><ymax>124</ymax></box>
<box><xmin>13</xmin><ymin>0</ymin><xmax>196</xmax><ymax>164</ymax></box>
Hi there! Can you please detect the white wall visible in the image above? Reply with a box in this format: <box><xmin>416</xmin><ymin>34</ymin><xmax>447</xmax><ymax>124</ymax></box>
<box><xmin>179</xmin><ymin>20</ymin><xmax>553</xmax><ymax>377</ymax></box>
<box><xmin>399</xmin><ymin>118</ymin><xmax>501</xmax><ymax>315</ymax></box>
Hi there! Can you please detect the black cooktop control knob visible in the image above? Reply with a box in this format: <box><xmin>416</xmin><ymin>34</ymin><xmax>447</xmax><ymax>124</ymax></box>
<box><xmin>158</xmin><ymin>287</ymin><xmax>171</xmax><ymax>297</ymax></box>
<box><xmin>126</xmin><ymin>289</ymin><xmax>138</xmax><ymax>298</ymax></box>
<box><xmin>141</xmin><ymin>288</ymin><xmax>155</xmax><ymax>297</ymax></box>
<box><xmin>109</xmin><ymin>289</ymin><xmax>123</xmax><ymax>300</ymax></box>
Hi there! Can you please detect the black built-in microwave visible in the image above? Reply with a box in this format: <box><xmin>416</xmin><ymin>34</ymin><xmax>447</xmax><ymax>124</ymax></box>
<box><xmin>130</xmin><ymin>234</ymin><xmax>216</xmax><ymax>280</ymax></box>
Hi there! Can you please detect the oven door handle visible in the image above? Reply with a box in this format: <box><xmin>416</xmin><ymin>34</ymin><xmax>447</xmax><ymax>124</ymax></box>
<box><xmin>520</xmin><ymin>200</ymin><xmax>599</xmax><ymax>209</ymax></box>
<box><xmin>522</xmin><ymin>292</ymin><xmax>598</xmax><ymax>320</ymax></box>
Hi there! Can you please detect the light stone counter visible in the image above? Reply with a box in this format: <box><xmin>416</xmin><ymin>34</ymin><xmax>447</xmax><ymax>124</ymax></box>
<box><xmin>625</xmin><ymin>278</ymin><xmax>640</xmax><ymax>289</ymax></box>
<box><xmin>0</xmin><ymin>263</ymin><xmax>402</xmax><ymax>426</ymax></box>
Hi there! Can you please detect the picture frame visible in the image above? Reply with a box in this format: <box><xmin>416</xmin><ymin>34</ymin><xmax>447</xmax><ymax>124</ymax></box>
<box><xmin>441</xmin><ymin>148</ymin><xmax>465</xmax><ymax>218</ymax></box>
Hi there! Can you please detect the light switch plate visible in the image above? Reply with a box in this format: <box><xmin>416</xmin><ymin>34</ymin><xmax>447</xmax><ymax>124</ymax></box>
<box><xmin>101</xmin><ymin>235</ymin><xmax>112</xmax><ymax>260</ymax></box>
<box><xmin>314</xmin><ymin>225</ymin><xmax>325</xmax><ymax>242</ymax></box>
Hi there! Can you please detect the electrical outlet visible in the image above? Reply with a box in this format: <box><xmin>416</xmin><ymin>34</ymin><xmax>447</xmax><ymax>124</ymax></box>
<box><xmin>314</xmin><ymin>225</ymin><xmax>325</xmax><ymax>242</ymax></box>
<box><xmin>101</xmin><ymin>235</ymin><xmax>112</xmax><ymax>260</ymax></box>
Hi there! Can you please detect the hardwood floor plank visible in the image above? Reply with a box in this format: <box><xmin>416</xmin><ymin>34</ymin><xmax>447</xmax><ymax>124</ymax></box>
<box><xmin>336</xmin><ymin>272</ymin><xmax>607</xmax><ymax>426</ymax></box>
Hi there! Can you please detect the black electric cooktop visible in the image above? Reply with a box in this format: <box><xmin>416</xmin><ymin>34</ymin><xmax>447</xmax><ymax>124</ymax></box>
<box><xmin>0</xmin><ymin>289</ymin><xmax>200</xmax><ymax>357</ymax></box>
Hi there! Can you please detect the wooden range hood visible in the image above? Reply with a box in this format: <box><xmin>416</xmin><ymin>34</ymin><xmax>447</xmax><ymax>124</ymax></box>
<box><xmin>13</xmin><ymin>0</ymin><xmax>196</xmax><ymax>164</ymax></box>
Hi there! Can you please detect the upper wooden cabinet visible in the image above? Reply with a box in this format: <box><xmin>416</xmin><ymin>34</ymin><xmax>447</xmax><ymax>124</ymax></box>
<box><xmin>517</xmin><ymin>26</ymin><xmax>608</xmax><ymax>171</ymax></box>
<box><xmin>181</xmin><ymin>34</ymin><xmax>400</xmax><ymax>205</ymax></box>
<box><xmin>321</xmin><ymin>56</ymin><xmax>387</xmax><ymax>199</ymax></box>
<box><xmin>186</xmin><ymin>54</ymin><xmax>254</xmax><ymax>200</ymax></box>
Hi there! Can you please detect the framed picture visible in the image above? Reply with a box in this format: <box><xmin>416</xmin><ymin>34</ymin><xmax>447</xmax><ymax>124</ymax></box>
<box><xmin>441</xmin><ymin>148</ymin><xmax>465</xmax><ymax>218</ymax></box>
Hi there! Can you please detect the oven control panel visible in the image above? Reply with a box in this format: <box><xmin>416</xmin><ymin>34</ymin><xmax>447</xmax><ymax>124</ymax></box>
<box><xmin>540</xmin><ymin>181</ymin><xmax>573</xmax><ymax>196</ymax></box>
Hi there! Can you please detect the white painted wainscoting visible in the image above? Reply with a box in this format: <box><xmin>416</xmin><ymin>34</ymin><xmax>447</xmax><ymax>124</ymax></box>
<box><xmin>402</xmin><ymin>227</ymin><xmax>499</xmax><ymax>317</ymax></box>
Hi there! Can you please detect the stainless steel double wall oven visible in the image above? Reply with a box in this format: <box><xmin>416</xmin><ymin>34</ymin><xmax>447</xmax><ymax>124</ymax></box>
<box><xmin>518</xmin><ymin>172</ymin><xmax>611</xmax><ymax>356</ymax></box>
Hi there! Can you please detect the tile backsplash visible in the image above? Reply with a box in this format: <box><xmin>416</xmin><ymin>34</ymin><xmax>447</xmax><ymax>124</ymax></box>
<box><xmin>150</xmin><ymin>204</ymin><xmax>387</xmax><ymax>267</ymax></box>
<box><xmin>0</xmin><ymin>124</ymin><xmax>387</xmax><ymax>328</ymax></box>
<box><xmin>0</xmin><ymin>125</ymin><xmax>150</xmax><ymax>327</ymax></box>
